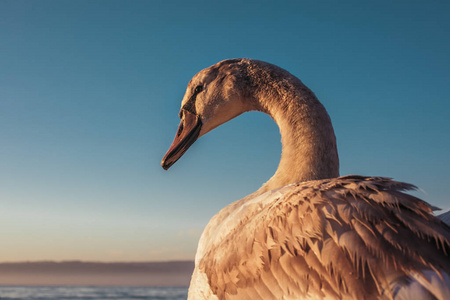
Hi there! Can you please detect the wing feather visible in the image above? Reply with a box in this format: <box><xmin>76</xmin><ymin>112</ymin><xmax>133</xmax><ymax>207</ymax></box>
<box><xmin>194</xmin><ymin>176</ymin><xmax>450</xmax><ymax>299</ymax></box>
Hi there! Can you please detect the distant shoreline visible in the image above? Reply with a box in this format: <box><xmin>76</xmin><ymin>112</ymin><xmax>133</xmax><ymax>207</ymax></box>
<box><xmin>0</xmin><ymin>261</ymin><xmax>194</xmax><ymax>287</ymax></box>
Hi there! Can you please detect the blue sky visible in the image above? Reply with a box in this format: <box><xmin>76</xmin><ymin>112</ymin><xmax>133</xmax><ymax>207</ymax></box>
<box><xmin>1</xmin><ymin>0</ymin><xmax>449</xmax><ymax>262</ymax></box>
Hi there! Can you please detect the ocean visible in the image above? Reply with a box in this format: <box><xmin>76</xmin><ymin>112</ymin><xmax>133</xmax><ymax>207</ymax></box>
<box><xmin>0</xmin><ymin>286</ymin><xmax>188</xmax><ymax>300</ymax></box>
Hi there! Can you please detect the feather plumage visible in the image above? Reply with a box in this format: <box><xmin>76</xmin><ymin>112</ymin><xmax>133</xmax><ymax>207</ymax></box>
<box><xmin>195</xmin><ymin>177</ymin><xmax>450</xmax><ymax>299</ymax></box>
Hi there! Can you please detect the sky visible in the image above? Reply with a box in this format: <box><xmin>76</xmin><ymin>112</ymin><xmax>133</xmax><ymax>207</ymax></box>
<box><xmin>1</xmin><ymin>0</ymin><xmax>449</xmax><ymax>262</ymax></box>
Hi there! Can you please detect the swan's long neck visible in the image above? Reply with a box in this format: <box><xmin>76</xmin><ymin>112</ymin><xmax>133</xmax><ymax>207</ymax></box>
<box><xmin>247</xmin><ymin>63</ymin><xmax>339</xmax><ymax>192</ymax></box>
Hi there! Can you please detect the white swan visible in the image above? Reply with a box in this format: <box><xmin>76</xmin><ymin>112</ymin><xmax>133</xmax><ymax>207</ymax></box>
<box><xmin>161</xmin><ymin>59</ymin><xmax>450</xmax><ymax>299</ymax></box>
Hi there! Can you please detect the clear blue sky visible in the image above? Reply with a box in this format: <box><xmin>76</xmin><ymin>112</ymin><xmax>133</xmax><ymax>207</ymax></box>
<box><xmin>1</xmin><ymin>0</ymin><xmax>449</xmax><ymax>262</ymax></box>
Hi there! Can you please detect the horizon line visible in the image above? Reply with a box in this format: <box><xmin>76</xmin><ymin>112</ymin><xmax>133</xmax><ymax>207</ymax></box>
<box><xmin>0</xmin><ymin>260</ymin><xmax>194</xmax><ymax>264</ymax></box>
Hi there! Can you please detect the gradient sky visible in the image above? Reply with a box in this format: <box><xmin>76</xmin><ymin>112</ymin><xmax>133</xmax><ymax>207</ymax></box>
<box><xmin>1</xmin><ymin>0</ymin><xmax>449</xmax><ymax>262</ymax></box>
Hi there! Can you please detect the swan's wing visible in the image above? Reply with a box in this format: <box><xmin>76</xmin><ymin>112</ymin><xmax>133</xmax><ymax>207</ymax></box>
<box><xmin>438</xmin><ymin>210</ymin><xmax>450</xmax><ymax>226</ymax></box>
<box><xmin>198</xmin><ymin>176</ymin><xmax>450</xmax><ymax>300</ymax></box>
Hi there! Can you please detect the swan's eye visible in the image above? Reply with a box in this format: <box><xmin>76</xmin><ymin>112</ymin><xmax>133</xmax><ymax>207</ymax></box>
<box><xmin>194</xmin><ymin>85</ymin><xmax>203</xmax><ymax>94</ymax></box>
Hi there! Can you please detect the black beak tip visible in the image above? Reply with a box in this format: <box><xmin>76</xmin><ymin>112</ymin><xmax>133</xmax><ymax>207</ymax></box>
<box><xmin>161</xmin><ymin>159</ymin><xmax>172</xmax><ymax>170</ymax></box>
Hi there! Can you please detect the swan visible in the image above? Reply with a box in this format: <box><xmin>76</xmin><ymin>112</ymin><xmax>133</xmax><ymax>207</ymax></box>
<box><xmin>161</xmin><ymin>59</ymin><xmax>450</xmax><ymax>299</ymax></box>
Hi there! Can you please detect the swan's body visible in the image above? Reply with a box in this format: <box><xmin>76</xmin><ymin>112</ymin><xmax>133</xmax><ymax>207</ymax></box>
<box><xmin>161</xmin><ymin>59</ymin><xmax>450</xmax><ymax>299</ymax></box>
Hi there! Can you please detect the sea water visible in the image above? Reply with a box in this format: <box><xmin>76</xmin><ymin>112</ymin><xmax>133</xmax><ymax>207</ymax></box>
<box><xmin>0</xmin><ymin>286</ymin><xmax>188</xmax><ymax>300</ymax></box>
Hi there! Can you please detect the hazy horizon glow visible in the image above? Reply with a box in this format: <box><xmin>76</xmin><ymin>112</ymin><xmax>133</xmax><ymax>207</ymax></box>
<box><xmin>1</xmin><ymin>0</ymin><xmax>449</xmax><ymax>262</ymax></box>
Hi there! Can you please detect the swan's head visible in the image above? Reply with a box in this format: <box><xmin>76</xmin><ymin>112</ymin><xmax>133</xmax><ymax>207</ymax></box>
<box><xmin>162</xmin><ymin>58</ymin><xmax>254</xmax><ymax>170</ymax></box>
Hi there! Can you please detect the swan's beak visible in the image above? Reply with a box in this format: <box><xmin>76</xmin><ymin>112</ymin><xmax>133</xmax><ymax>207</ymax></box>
<box><xmin>161</xmin><ymin>109</ymin><xmax>202</xmax><ymax>170</ymax></box>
